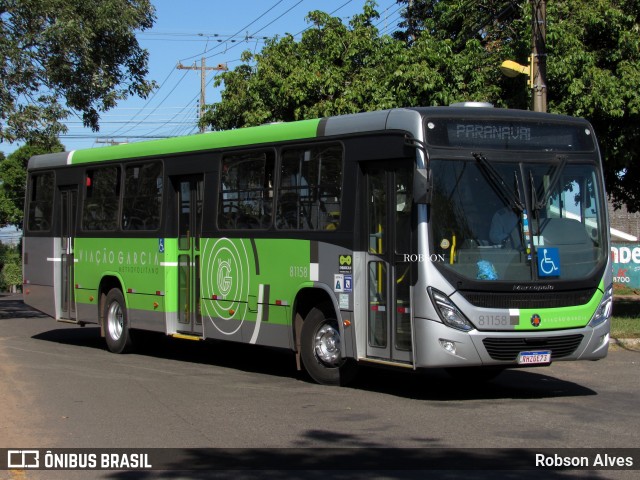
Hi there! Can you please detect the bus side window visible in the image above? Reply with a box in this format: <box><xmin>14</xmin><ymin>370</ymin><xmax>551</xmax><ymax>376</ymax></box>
<box><xmin>219</xmin><ymin>151</ymin><xmax>275</xmax><ymax>230</ymax></box>
<box><xmin>122</xmin><ymin>162</ymin><xmax>163</xmax><ymax>231</ymax></box>
<box><xmin>27</xmin><ymin>172</ymin><xmax>55</xmax><ymax>232</ymax></box>
<box><xmin>82</xmin><ymin>167</ymin><xmax>121</xmax><ymax>231</ymax></box>
<box><xmin>277</xmin><ymin>144</ymin><xmax>343</xmax><ymax>231</ymax></box>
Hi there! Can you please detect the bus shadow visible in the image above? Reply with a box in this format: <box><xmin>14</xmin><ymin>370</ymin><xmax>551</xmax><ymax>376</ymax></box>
<box><xmin>32</xmin><ymin>326</ymin><xmax>299</xmax><ymax>380</ymax></box>
<box><xmin>0</xmin><ymin>298</ymin><xmax>49</xmax><ymax>319</ymax></box>
<box><xmin>32</xmin><ymin>326</ymin><xmax>597</xmax><ymax>401</ymax></box>
<box><xmin>349</xmin><ymin>365</ymin><xmax>597</xmax><ymax>401</ymax></box>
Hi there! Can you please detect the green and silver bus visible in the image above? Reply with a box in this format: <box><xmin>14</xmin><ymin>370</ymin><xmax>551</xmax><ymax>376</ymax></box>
<box><xmin>23</xmin><ymin>105</ymin><xmax>612</xmax><ymax>385</ymax></box>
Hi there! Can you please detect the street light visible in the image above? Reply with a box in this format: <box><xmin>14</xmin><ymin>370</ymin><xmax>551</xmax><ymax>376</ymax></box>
<box><xmin>500</xmin><ymin>60</ymin><xmax>531</xmax><ymax>81</ymax></box>
<box><xmin>500</xmin><ymin>55</ymin><xmax>546</xmax><ymax>112</ymax></box>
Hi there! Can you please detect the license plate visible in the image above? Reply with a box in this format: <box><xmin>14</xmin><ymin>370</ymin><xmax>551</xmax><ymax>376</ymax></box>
<box><xmin>517</xmin><ymin>350</ymin><xmax>551</xmax><ymax>365</ymax></box>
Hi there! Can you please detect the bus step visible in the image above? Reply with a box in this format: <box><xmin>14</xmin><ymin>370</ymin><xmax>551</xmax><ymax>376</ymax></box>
<box><xmin>359</xmin><ymin>357</ymin><xmax>414</xmax><ymax>369</ymax></box>
<box><xmin>172</xmin><ymin>332</ymin><xmax>203</xmax><ymax>341</ymax></box>
<box><xmin>57</xmin><ymin>318</ymin><xmax>79</xmax><ymax>325</ymax></box>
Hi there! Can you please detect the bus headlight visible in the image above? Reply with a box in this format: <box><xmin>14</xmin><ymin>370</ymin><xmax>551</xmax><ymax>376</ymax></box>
<box><xmin>589</xmin><ymin>284</ymin><xmax>613</xmax><ymax>328</ymax></box>
<box><xmin>428</xmin><ymin>288</ymin><xmax>475</xmax><ymax>332</ymax></box>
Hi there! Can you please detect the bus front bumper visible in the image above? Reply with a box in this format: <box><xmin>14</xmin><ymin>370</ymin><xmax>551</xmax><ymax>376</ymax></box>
<box><xmin>413</xmin><ymin>317</ymin><xmax>610</xmax><ymax>369</ymax></box>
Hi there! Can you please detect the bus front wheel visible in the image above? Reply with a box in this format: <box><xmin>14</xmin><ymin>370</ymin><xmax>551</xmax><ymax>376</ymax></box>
<box><xmin>300</xmin><ymin>305</ymin><xmax>357</xmax><ymax>386</ymax></box>
<box><xmin>103</xmin><ymin>288</ymin><xmax>134</xmax><ymax>354</ymax></box>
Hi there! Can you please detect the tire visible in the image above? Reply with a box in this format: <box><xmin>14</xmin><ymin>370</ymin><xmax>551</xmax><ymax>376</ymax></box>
<box><xmin>445</xmin><ymin>366</ymin><xmax>504</xmax><ymax>383</ymax></box>
<box><xmin>103</xmin><ymin>288</ymin><xmax>134</xmax><ymax>354</ymax></box>
<box><xmin>300</xmin><ymin>305</ymin><xmax>357</xmax><ymax>386</ymax></box>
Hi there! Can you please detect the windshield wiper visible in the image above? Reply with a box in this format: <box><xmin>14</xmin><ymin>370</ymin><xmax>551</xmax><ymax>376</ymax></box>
<box><xmin>530</xmin><ymin>170</ymin><xmax>541</xmax><ymax>236</ymax></box>
<box><xmin>539</xmin><ymin>155</ymin><xmax>568</xmax><ymax>210</ymax></box>
<box><xmin>529</xmin><ymin>155</ymin><xmax>568</xmax><ymax>234</ymax></box>
<box><xmin>472</xmin><ymin>152</ymin><xmax>524</xmax><ymax>213</ymax></box>
<box><xmin>474</xmin><ymin>152</ymin><xmax>532</xmax><ymax>257</ymax></box>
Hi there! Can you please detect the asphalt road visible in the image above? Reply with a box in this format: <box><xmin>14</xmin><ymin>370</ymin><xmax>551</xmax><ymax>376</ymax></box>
<box><xmin>1</xmin><ymin>293</ymin><xmax>639</xmax><ymax>479</ymax></box>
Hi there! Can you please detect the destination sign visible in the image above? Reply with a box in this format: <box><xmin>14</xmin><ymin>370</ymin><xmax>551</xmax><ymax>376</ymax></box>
<box><xmin>455</xmin><ymin>124</ymin><xmax>531</xmax><ymax>141</ymax></box>
<box><xmin>425</xmin><ymin>118</ymin><xmax>596</xmax><ymax>152</ymax></box>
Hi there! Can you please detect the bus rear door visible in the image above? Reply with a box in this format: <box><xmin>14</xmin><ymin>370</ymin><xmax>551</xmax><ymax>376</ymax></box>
<box><xmin>59</xmin><ymin>187</ymin><xmax>78</xmax><ymax>321</ymax></box>
<box><xmin>175</xmin><ymin>175</ymin><xmax>204</xmax><ymax>336</ymax></box>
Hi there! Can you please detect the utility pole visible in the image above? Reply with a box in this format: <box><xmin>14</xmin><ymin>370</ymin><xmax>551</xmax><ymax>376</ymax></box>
<box><xmin>407</xmin><ymin>0</ymin><xmax>414</xmax><ymax>43</ymax></box>
<box><xmin>531</xmin><ymin>0</ymin><xmax>547</xmax><ymax>112</ymax></box>
<box><xmin>177</xmin><ymin>57</ymin><xmax>227</xmax><ymax>133</ymax></box>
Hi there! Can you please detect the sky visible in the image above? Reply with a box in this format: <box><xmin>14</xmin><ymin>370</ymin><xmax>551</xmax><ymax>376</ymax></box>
<box><xmin>57</xmin><ymin>0</ymin><xmax>403</xmax><ymax>153</ymax></box>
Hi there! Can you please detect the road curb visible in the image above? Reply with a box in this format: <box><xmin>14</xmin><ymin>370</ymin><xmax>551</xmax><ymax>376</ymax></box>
<box><xmin>609</xmin><ymin>337</ymin><xmax>640</xmax><ymax>350</ymax></box>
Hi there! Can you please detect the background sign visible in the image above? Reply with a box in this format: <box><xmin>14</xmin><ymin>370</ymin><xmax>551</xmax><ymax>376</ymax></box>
<box><xmin>611</xmin><ymin>243</ymin><xmax>640</xmax><ymax>290</ymax></box>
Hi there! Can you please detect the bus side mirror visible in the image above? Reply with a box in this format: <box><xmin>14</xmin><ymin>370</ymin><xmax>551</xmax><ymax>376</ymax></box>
<box><xmin>414</xmin><ymin>167</ymin><xmax>432</xmax><ymax>205</ymax></box>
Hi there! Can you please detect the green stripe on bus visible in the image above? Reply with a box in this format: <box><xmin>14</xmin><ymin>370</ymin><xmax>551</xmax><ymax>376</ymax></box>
<box><xmin>514</xmin><ymin>285</ymin><xmax>603</xmax><ymax>330</ymax></box>
<box><xmin>71</xmin><ymin>119</ymin><xmax>322</xmax><ymax>164</ymax></box>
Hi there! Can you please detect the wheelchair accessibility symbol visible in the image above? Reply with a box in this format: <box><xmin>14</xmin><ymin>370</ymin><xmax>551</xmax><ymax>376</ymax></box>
<box><xmin>538</xmin><ymin>247</ymin><xmax>560</xmax><ymax>277</ymax></box>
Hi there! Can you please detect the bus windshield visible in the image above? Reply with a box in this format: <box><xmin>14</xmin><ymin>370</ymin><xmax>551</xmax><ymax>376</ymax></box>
<box><xmin>429</xmin><ymin>157</ymin><xmax>607</xmax><ymax>282</ymax></box>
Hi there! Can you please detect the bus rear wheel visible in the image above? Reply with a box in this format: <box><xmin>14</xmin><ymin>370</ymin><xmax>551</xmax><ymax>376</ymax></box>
<box><xmin>103</xmin><ymin>288</ymin><xmax>134</xmax><ymax>354</ymax></box>
<box><xmin>300</xmin><ymin>305</ymin><xmax>357</xmax><ymax>386</ymax></box>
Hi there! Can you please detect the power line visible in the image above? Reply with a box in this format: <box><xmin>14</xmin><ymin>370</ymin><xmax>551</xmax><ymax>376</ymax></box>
<box><xmin>63</xmin><ymin>2</ymin><xmax>402</xmax><ymax>147</ymax></box>
<box><xmin>179</xmin><ymin>0</ymin><xmax>288</xmax><ymax>63</ymax></box>
<box><xmin>117</xmin><ymin>68</ymin><xmax>191</xmax><ymax>135</ymax></box>
<box><xmin>108</xmin><ymin>67</ymin><xmax>179</xmax><ymax>137</ymax></box>
<box><xmin>241</xmin><ymin>0</ymin><xmax>306</xmax><ymax>40</ymax></box>
<box><xmin>106</xmin><ymin>1</ymin><xmax>295</xmax><ymax>140</ymax></box>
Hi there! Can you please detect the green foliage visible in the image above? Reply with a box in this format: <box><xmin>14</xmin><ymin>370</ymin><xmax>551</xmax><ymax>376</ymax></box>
<box><xmin>202</xmin><ymin>1</ymin><xmax>503</xmax><ymax>129</ymax></box>
<box><xmin>545</xmin><ymin>0</ymin><xmax>640</xmax><ymax>211</ymax></box>
<box><xmin>0</xmin><ymin>140</ymin><xmax>64</xmax><ymax>228</ymax></box>
<box><xmin>0</xmin><ymin>243</ymin><xmax>21</xmax><ymax>291</ymax></box>
<box><xmin>202</xmin><ymin>5</ymin><xmax>399</xmax><ymax>128</ymax></box>
<box><xmin>204</xmin><ymin>0</ymin><xmax>640</xmax><ymax>212</ymax></box>
<box><xmin>0</xmin><ymin>0</ymin><xmax>157</xmax><ymax>146</ymax></box>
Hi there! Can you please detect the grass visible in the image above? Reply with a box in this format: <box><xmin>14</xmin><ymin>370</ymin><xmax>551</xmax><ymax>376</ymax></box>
<box><xmin>613</xmin><ymin>284</ymin><xmax>640</xmax><ymax>296</ymax></box>
<box><xmin>611</xmin><ymin>296</ymin><xmax>640</xmax><ymax>338</ymax></box>
<box><xmin>611</xmin><ymin>317</ymin><xmax>640</xmax><ymax>339</ymax></box>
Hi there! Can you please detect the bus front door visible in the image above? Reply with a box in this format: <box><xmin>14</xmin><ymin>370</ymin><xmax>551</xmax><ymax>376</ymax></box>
<box><xmin>364</xmin><ymin>163</ymin><xmax>413</xmax><ymax>364</ymax></box>
<box><xmin>175</xmin><ymin>176</ymin><xmax>204</xmax><ymax>336</ymax></box>
<box><xmin>59</xmin><ymin>187</ymin><xmax>77</xmax><ymax>321</ymax></box>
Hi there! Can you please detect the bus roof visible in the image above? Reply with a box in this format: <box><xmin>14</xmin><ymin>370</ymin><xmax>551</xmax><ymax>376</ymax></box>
<box><xmin>27</xmin><ymin>106</ymin><xmax>590</xmax><ymax>170</ymax></box>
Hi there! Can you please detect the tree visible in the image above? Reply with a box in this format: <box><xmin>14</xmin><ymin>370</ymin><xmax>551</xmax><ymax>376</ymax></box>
<box><xmin>394</xmin><ymin>0</ymin><xmax>523</xmax><ymax>52</ymax></box>
<box><xmin>394</xmin><ymin>0</ymin><xmax>640</xmax><ymax>212</ymax></box>
<box><xmin>0</xmin><ymin>243</ymin><xmax>22</xmax><ymax>292</ymax></box>
<box><xmin>206</xmin><ymin>0</ymin><xmax>640</xmax><ymax>212</ymax></box>
<box><xmin>202</xmin><ymin>4</ymin><xmax>403</xmax><ymax>129</ymax></box>
<box><xmin>0</xmin><ymin>140</ymin><xmax>64</xmax><ymax>228</ymax></box>
<box><xmin>202</xmin><ymin>2</ymin><xmax>501</xmax><ymax>130</ymax></box>
<box><xmin>0</xmin><ymin>0</ymin><xmax>156</xmax><ymax>146</ymax></box>
<box><xmin>544</xmin><ymin>0</ymin><xmax>640</xmax><ymax>212</ymax></box>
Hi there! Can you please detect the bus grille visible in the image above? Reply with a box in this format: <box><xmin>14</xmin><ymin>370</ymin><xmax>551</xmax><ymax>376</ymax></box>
<box><xmin>459</xmin><ymin>289</ymin><xmax>596</xmax><ymax>309</ymax></box>
<box><xmin>482</xmin><ymin>334</ymin><xmax>584</xmax><ymax>361</ymax></box>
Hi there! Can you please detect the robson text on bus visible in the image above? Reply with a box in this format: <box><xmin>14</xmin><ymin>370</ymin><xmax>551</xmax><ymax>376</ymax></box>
<box><xmin>23</xmin><ymin>105</ymin><xmax>612</xmax><ymax>385</ymax></box>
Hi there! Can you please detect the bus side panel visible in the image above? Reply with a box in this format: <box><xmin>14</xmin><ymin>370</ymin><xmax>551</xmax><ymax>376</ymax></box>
<box><xmin>200</xmin><ymin>237</ymin><xmax>277</xmax><ymax>346</ymax></box>
<box><xmin>127</xmin><ymin>303</ymin><xmax>167</xmax><ymax>333</ymax></box>
<box><xmin>23</xmin><ymin>236</ymin><xmax>58</xmax><ymax>318</ymax></box>
<box><xmin>74</xmin><ymin>237</ymin><xmax>169</xmax><ymax>332</ymax></box>
<box><xmin>200</xmin><ymin>237</ymin><xmax>353</xmax><ymax>350</ymax></box>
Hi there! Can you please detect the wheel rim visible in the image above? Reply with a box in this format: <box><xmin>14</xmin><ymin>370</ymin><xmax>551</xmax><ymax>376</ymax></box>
<box><xmin>107</xmin><ymin>301</ymin><xmax>124</xmax><ymax>341</ymax></box>
<box><xmin>314</xmin><ymin>322</ymin><xmax>341</xmax><ymax>366</ymax></box>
